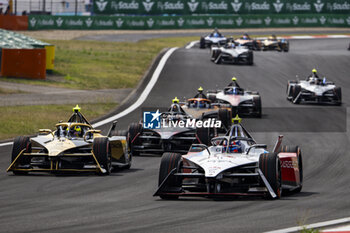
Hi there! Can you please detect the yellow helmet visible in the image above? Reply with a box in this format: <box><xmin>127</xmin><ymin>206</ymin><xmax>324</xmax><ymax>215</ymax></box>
<box><xmin>172</xmin><ymin>97</ymin><xmax>179</xmax><ymax>103</ymax></box>
<box><xmin>73</xmin><ymin>104</ymin><xmax>81</xmax><ymax>112</ymax></box>
<box><xmin>312</xmin><ymin>68</ymin><xmax>317</xmax><ymax>73</ymax></box>
<box><xmin>198</xmin><ymin>86</ymin><xmax>203</xmax><ymax>92</ymax></box>
<box><xmin>232</xmin><ymin>77</ymin><xmax>237</xmax><ymax>81</ymax></box>
<box><xmin>74</xmin><ymin>126</ymin><xmax>81</xmax><ymax>132</ymax></box>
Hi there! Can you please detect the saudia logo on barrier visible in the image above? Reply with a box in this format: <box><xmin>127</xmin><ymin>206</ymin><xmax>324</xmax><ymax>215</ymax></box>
<box><xmin>273</xmin><ymin>0</ymin><xmax>284</xmax><ymax>13</ymax></box>
<box><xmin>142</xmin><ymin>0</ymin><xmax>154</xmax><ymax>12</ymax></box>
<box><xmin>231</xmin><ymin>0</ymin><xmax>242</xmax><ymax>12</ymax></box>
<box><xmin>111</xmin><ymin>0</ymin><xmax>139</xmax><ymax>10</ymax></box>
<box><xmin>188</xmin><ymin>0</ymin><xmax>199</xmax><ymax>12</ymax></box>
<box><xmin>143</xmin><ymin>110</ymin><xmax>222</xmax><ymax>129</ymax></box>
<box><xmin>96</xmin><ymin>0</ymin><xmax>108</xmax><ymax>11</ymax></box>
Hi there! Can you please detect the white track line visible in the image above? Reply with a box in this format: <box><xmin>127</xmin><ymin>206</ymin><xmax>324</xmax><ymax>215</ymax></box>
<box><xmin>0</xmin><ymin>47</ymin><xmax>178</xmax><ymax>147</ymax></box>
<box><xmin>185</xmin><ymin>40</ymin><xmax>199</xmax><ymax>49</ymax></box>
<box><xmin>92</xmin><ymin>47</ymin><xmax>178</xmax><ymax>128</ymax></box>
<box><xmin>265</xmin><ymin>217</ymin><xmax>350</xmax><ymax>233</ymax></box>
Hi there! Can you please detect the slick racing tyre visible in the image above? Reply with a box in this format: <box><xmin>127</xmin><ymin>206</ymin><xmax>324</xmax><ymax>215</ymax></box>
<box><xmin>93</xmin><ymin>137</ymin><xmax>112</xmax><ymax>175</ymax></box>
<box><xmin>259</xmin><ymin>152</ymin><xmax>282</xmax><ymax>199</ymax></box>
<box><xmin>158</xmin><ymin>152</ymin><xmax>182</xmax><ymax>200</ymax></box>
<box><xmin>196</xmin><ymin>127</ymin><xmax>214</xmax><ymax>146</ymax></box>
<box><xmin>128</xmin><ymin>122</ymin><xmax>142</xmax><ymax>156</ymax></box>
<box><xmin>334</xmin><ymin>87</ymin><xmax>342</xmax><ymax>105</ymax></box>
<box><xmin>247</xmin><ymin>51</ymin><xmax>254</xmax><ymax>65</ymax></box>
<box><xmin>279</xmin><ymin>145</ymin><xmax>303</xmax><ymax>193</ymax></box>
<box><xmin>253</xmin><ymin>96</ymin><xmax>262</xmax><ymax>118</ymax></box>
<box><xmin>199</xmin><ymin>37</ymin><xmax>206</xmax><ymax>49</ymax></box>
<box><xmin>218</xmin><ymin>109</ymin><xmax>231</xmax><ymax>130</ymax></box>
<box><xmin>292</xmin><ymin>85</ymin><xmax>301</xmax><ymax>104</ymax></box>
<box><xmin>11</xmin><ymin>136</ymin><xmax>32</xmax><ymax>175</ymax></box>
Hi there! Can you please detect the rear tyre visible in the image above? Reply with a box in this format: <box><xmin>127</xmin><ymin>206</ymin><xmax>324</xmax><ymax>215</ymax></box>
<box><xmin>334</xmin><ymin>87</ymin><xmax>342</xmax><ymax>105</ymax></box>
<box><xmin>253</xmin><ymin>96</ymin><xmax>262</xmax><ymax>118</ymax></box>
<box><xmin>259</xmin><ymin>153</ymin><xmax>282</xmax><ymax>199</ymax></box>
<box><xmin>199</xmin><ymin>37</ymin><xmax>205</xmax><ymax>49</ymax></box>
<box><xmin>128</xmin><ymin>123</ymin><xmax>142</xmax><ymax>156</ymax></box>
<box><xmin>279</xmin><ymin>146</ymin><xmax>303</xmax><ymax>193</ymax></box>
<box><xmin>159</xmin><ymin>152</ymin><xmax>182</xmax><ymax>200</ymax></box>
<box><xmin>196</xmin><ymin>127</ymin><xmax>214</xmax><ymax>146</ymax></box>
<box><xmin>11</xmin><ymin>136</ymin><xmax>32</xmax><ymax>175</ymax></box>
<box><xmin>247</xmin><ymin>51</ymin><xmax>254</xmax><ymax>65</ymax></box>
<box><xmin>218</xmin><ymin>109</ymin><xmax>231</xmax><ymax>130</ymax></box>
<box><xmin>93</xmin><ymin>137</ymin><xmax>112</xmax><ymax>175</ymax></box>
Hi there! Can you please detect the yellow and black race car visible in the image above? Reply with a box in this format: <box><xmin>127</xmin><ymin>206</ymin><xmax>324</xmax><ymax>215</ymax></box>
<box><xmin>259</xmin><ymin>35</ymin><xmax>289</xmax><ymax>52</ymax></box>
<box><xmin>7</xmin><ymin>105</ymin><xmax>131</xmax><ymax>175</ymax></box>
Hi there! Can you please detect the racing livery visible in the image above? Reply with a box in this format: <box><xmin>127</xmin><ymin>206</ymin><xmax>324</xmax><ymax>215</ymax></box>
<box><xmin>259</xmin><ymin>35</ymin><xmax>289</xmax><ymax>52</ymax></box>
<box><xmin>210</xmin><ymin>42</ymin><xmax>253</xmax><ymax>65</ymax></box>
<box><xmin>200</xmin><ymin>29</ymin><xmax>227</xmax><ymax>49</ymax></box>
<box><xmin>128</xmin><ymin>99</ymin><xmax>219</xmax><ymax>156</ymax></box>
<box><xmin>207</xmin><ymin>78</ymin><xmax>262</xmax><ymax>117</ymax></box>
<box><xmin>287</xmin><ymin>72</ymin><xmax>342</xmax><ymax>105</ymax></box>
<box><xmin>154</xmin><ymin>116</ymin><xmax>303</xmax><ymax>200</ymax></box>
<box><xmin>7</xmin><ymin>105</ymin><xmax>131</xmax><ymax>175</ymax></box>
<box><xmin>234</xmin><ymin>33</ymin><xmax>261</xmax><ymax>51</ymax></box>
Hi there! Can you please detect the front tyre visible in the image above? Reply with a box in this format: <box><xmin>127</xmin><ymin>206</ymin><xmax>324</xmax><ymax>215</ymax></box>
<box><xmin>11</xmin><ymin>136</ymin><xmax>32</xmax><ymax>175</ymax></box>
<box><xmin>93</xmin><ymin>137</ymin><xmax>112</xmax><ymax>175</ymax></box>
<box><xmin>259</xmin><ymin>153</ymin><xmax>282</xmax><ymax>199</ymax></box>
<box><xmin>159</xmin><ymin>152</ymin><xmax>182</xmax><ymax>200</ymax></box>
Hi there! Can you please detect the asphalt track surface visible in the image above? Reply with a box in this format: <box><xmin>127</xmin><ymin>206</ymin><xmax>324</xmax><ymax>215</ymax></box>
<box><xmin>1</xmin><ymin>38</ymin><xmax>350</xmax><ymax>233</ymax></box>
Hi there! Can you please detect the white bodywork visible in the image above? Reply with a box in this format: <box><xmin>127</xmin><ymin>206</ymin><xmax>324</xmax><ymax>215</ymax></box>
<box><xmin>205</xmin><ymin>36</ymin><xmax>227</xmax><ymax>44</ymax></box>
<box><xmin>212</xmin><ymin>46</ymin><xmax>249</xmax><ymax>58</ymax></box>
<box><xmin>215</xmin><ymin>90</ymin><xmax>257</xmax><ymax>106</ymax></box>
<box><xmin>298</xmin><ymin>80</ymin><xmax>335</xmax><ymax>96</ymax></box>
<box><xmin>183</xmin><ymin>144</ymin><xmax>266</xmax><ymax>178</ymax></box>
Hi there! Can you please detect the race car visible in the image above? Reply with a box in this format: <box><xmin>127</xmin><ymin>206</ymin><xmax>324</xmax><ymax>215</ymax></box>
<box><xmin>180</xmin><ymin>87</ymin><xmax>232</xmax><ymax>131</ymax></box>
<box><xmin>259</xmin><ymin>35</ymin><xmax>289</xmax><ymax>52</ymax></box>
<box><xmin>234</xmin><ymin>33</ymin><xmax>261</xmax><ymax>51</ymax></box>
<box><xmin>154</xmin><ymin>116</ymin><xmax>303</xmax><ymax>200</ymax></box>
<box><xmin>7</xmin><ymin>105</ymin><xmax>131</xmax><ymax>175</ymax></box>
<box><xmin>287</xmin><ymin>69</ymin><xmax>342</xmax><ymax>105</ymax></box>
<box><xmin>207</xmin><ymin>77</ymin><xmax>262</xmax><ymax>117</ymax></box>
<box><xmin>128</xmin><ymin>98</ymin><xmax>221</xmax><ymax>156</ymax></box>
<box><xmin>199</xmin><ymin>29</ymin><xmax>227</xmax><ymax>49</ymax></box>
<box><xmin>210</xmin><ymin>41</ymin><xmax>253</xmax><ymax>65</ymax></box>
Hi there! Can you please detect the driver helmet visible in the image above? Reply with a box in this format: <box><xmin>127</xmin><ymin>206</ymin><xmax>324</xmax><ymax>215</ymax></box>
<box><xmin>229</xmin><ymin>140</ymin><xmax>242</xmax><ymax>153</ymax></box>
<box><xmin>199</xmin><ymin>100</ymin><xmax>205</xmax><ymax>108</ymax></box>
<box><xmin>312</xmin><ymin>68</ymin><xmax>317</xmax><ymax>74</ymax></box>
<box><xmin>214</xmin><ymin>32</ymin><xmax>219</xmax><ymax>38</ymax></box>
<box><xmin>232</xmin><ymin>87</ymin><xmax>238</xmax><ymax>94</ymax></box>
<box><xmin>72</xmin><ymin>125</ymin><xmax>81</xmax><ymax>137</ymax></box>
<box><xmin>223</xmin><ymin>140</ymin><xmax>242</xmax><ymax>153</ymax></box>
<box><xmin>231</xmin><ymin>43</ymin><xmax>236</xmax><ymax>48</ymax></box>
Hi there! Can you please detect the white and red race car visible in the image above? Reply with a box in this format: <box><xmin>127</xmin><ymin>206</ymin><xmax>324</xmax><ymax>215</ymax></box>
<box><xmin>154</xmin><ymin>116</ymin><xmax>303</xmax><ymax>200</ymax></box>
<box><xmin>207</xmin><ymin>79</ymin><xmax>262</xmax><ymax>117</ymax></box>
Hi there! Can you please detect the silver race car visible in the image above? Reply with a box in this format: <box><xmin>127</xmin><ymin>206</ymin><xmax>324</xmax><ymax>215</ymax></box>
<box><xmin>207</xmin><ymin>78</ymin><xmax>261</xmax><ymax>117</ymax></box>
<box><xmin>200</xmin><ymin>29</ymin><xmax>227</xmax><ymax>49</ymax></box>
<box><xmin>154</xmin><ymin>116</ymin><xmax>303</xmax><ymax>200</ymax></box>
<box><xmin>210</xmin><ymin>42</ymin><xmax>253</xmax><ymax>65</ymax></box>
<box><xmin>287</xmin><ymin>70</ymin><xmax>341</xmax><ymax>105</ymax></box>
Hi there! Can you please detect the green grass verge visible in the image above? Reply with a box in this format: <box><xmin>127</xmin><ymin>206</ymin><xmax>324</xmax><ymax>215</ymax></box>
<box><xmin>0</xmin><ymin>37</ymin><xmax>196</xmax><ymax>90</ymax></box>
<box><xmin>0</xmin><ymin>103</ymin><xmax>116</xmax><ymax>140</ymax></box>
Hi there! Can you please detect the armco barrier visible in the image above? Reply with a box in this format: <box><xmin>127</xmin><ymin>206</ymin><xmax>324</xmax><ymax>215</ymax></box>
<box><xmin>28</xmin><ymin>14</ymin><xmax>350</xmax><ymax>30</ymax></box>
<box><xmin>92</xmin><ymin>0</ymin><xmax>350</xmax><ymax>15</ymax></box>
<box><xmin>1</xmin><ymin>48</ymin><xmax>46</xmax><ymax>79</ymax></box>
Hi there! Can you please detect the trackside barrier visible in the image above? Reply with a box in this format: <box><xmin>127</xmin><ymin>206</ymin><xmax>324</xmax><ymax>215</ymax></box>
<box><xmin>92</xmin><ymin>0</ymin><xmax>350</xmax><ymax>15</ymax></box>
<box><xmin>0</xmin><ymin>15</ymin><xmax>28</xmax><ymax>30</ymax></box>
<box><xmin>1</xmin><ymin>48</ymin><xmax>46</xmax><ymax>79</ymax></box>
<box><xmin>28</xmin><ymin>14</ymin><xmax>350</xmax><ymax>30</ymax></box>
